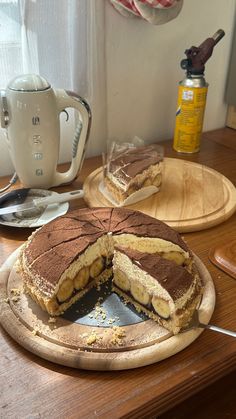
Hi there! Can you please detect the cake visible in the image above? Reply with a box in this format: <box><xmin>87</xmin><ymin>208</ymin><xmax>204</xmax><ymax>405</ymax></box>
<box><xmin>113</xmin><ymin>246</ymin><xmax>200</xmax><ymax>334</ymax></box>
<box><xmin>104</xmin><ymin>144</ymin><xmax>163</xmax><ymax>204</ymax></box>
<box><xmin>18</xmin><ymin>207</ymin><xmax>203</xmax><ymax>334</ymax></box>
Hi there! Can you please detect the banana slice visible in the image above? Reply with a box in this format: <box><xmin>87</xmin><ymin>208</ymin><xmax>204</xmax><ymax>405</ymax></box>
<box><xmin>162</xmin><ymin>251</ymin><xmax>185</xmax><ymax>266</ymax></box>
<box><xmin>130</xmin><ymin>282</ymin><xmax>150</xmax><ymax>305</ymax></box>
<box><xmin>57</xmin><ymin>278</ymin><xmax>74</xmax><ymax>303</ymax></box>
<box><xmin>143</xmin><ymin>178</ymin><xmax>152</xmax><ymax>187</ymax></box>
<box><xmin>153</xmin><ymin>173</ymin><xmax>162</xmax><ymax>187</ymax></box>
<box><xmin>113</xmin><ymin>269</ymin><xmax>130</xmax><ymax>291</ymax></box>
<box><xmin>74</xmin><ymin>267</ymin><xmax>90</xmax><ymax>290</ymax></box>
<box><xmin>45</xmin><ymin>298</ymin><xmax>59</xmax><ymax>314</ymax></box>
<box><xmin>90</xmin><ymin>257</ymin><xmax>104</xmax><ymax>278</ymax></box>
<box><xmin>152</xmin><ymin>296</ymin><xmax>170</xmax><ymax>319</ymax></box>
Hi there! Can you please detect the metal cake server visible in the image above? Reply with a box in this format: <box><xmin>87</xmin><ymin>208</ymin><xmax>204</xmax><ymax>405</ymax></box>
<box><xmin>183</xmin><ymin>310</ymin><xmax>236</xmax><ymax>337</ymax></box>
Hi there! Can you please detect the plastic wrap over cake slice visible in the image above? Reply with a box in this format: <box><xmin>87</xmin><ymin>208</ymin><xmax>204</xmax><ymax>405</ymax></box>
<box><xmin>101</xmin><ymin>140</ymin><xmax>164</xmax><ymax>206</ymax></box>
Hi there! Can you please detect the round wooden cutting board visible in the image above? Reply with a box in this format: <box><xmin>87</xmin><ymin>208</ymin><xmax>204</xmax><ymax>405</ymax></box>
<box><xmin>83</xmin><ymin>158</ymin><xmax>236</xmax><ymax>233</ymax></box>
<box><xmin>0</xmin><ymin>248</ymin><xmax>215</xmax><ymax>371</ymax></box>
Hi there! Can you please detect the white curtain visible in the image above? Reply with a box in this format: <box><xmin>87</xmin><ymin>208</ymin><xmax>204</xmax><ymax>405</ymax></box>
<box><xmin>19</xmin><ymin>0</ymin><xmax>39</xmax><ymax>73</ymax></box>
<box><xmin>0</xmin><ymin>0</ymin><xmax>107</xmax><ymax>175</ymax></box>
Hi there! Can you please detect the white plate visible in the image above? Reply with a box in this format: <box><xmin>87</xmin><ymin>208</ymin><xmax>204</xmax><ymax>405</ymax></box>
<box><xmin>0</xmin><ymin>189</ymin><xmax>69</xmax><ymax>228</ymax></box>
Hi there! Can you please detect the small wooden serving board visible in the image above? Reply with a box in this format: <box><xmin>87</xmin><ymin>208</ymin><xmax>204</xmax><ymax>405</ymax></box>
<box><xmin>83</xmin><ymin>158</ymin><xmax>236</xmax><ymax>233</ymax></box>
<box><xmin>209</xmin><ymin>239</ymin><xmax>236</xmax><ymax>279</ymax></box>
<box><xmin>0</xmin><ymin>248</ymin><xmax>215</xmax><ymax>371</ymax></box>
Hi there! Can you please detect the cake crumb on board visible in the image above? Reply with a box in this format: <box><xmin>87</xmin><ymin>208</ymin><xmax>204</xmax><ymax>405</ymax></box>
<box><xmin>110</xmin><ymin>326</ymin><xmax>126</xmax><ymax>345</ymax></box>
<box><xmin>86</xmin><ymin>334</ymin><xmax>97</xmax><ymax>345</ymax></box>
<box><xmin>10</xmin><ymin>288</ymin><xmax>21</xmax><ymax>296</ymax></box>
<box><xmin>9</xmin><ymin>288</ymin><xmax>21</xmax><ymax>302</ymax></box>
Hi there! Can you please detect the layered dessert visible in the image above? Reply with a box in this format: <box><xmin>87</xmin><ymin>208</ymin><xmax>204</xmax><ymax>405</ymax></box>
<box><xmin>113</xmin><ymin>247</ymin><xmax>201</xmax><ymax>334</ymax></box>
<box><xmin>18</xmin><ymin>207</ymin><xmax>203</xmax><ymax>334</ymax></box>
<box><xmin>104</xmin><ymin>144</ymin><xmax>163</xmax><ymax>204</ymax></box>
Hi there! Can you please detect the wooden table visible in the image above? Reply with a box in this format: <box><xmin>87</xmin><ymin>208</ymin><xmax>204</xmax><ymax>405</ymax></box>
<box><xmin>0</xmin><ymin>128</ymin><xmax>236</xmax><ymax>419</ymax></box>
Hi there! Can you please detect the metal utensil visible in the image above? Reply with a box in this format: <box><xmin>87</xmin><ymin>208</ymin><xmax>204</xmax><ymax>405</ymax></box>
<box><xmin>0</xmin><ymin>189</ymin><xmax>84</xmax><ymax>215</ymax></box>
<box><xmin>183</xmin><ymin>310</ymin><xmax>236</xmax><ymax>337</ymax></box>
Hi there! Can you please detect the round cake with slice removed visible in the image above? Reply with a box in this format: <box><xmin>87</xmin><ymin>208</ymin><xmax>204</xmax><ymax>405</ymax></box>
<box><xmin>17</xmin><ymin>207</ymin><xmax>203</xmax><ymax>334</ymax></box>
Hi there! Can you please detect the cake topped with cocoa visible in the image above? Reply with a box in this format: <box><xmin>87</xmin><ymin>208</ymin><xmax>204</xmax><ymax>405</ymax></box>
<box><xmin>18</xmin><ymin>207</ymin><xmax>202</xmax><ymax>334</ymax></box>
<box><xmin>104</xmin><ymin>144</ymin><xmax>163</xmax><ymax>204</ymax></box>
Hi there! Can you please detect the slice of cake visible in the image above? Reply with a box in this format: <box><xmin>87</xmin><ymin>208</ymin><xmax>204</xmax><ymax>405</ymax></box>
<box><xmin>17</xmin><ymin>207</ymin><xmax>203</xmax><ymax>334</ymax></box>
<box><xmin>104</xmin><ymin>144</ymin><xmax>163</xmax><ymax>204</ymax></box>
<box><xmin>113</xmin><ymin>246</ymin><xmax>202</xmax><ymax>334</ymax></box>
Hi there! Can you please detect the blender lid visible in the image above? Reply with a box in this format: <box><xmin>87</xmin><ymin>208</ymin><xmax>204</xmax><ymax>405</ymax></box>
<box><xmin>8</xmin><ymin>74</ymin><xmax>51</xmax><ymax>92</ymax></box>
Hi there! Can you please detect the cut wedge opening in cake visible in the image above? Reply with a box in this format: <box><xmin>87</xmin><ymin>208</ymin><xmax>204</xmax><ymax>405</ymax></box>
<box><xmin>17</xmin><ymin>207</ymin><xmax>203</xmax><ymax>334</ymax></box>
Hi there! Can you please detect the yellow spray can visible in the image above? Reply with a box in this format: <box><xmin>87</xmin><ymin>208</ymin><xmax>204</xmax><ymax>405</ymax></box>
<box><xmin>173</xmin><ymin>29</ymin><xmax>225</xmax><ymax>153</ymax></box>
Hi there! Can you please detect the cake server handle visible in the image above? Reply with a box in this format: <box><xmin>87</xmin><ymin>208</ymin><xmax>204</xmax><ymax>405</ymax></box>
<box><xmin>198</xmin><ymin>322</ymin><xmax>236</xmax><ymax>337</ymax></box>
<box><xmin>33</xmin><ymin>190</ymin><xmax>84</xmax><ymax>207</ymax></box>
<box><xmin>183</xmin><ymin>310</ymin><xmax>236</xmax><ymax>337</ymax></box>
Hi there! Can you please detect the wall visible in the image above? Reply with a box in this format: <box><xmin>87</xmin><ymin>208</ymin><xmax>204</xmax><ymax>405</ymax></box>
<box><xmin>105</xmin><ymin>0</ymin><xmax>236</xmax><ymax>144</ymax></box>
<box><xmin>0</xmin><ymin>0</ymin><xmax>235</xmax><ymax>177</ymax></box>
<box><xmin>226</xmin><ymin>11</ymin><xmax>236</xmax><ymax>106</ymax></box>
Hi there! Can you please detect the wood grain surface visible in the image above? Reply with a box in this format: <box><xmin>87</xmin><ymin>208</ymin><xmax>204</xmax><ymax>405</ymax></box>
<box><xmin>0</xmin><ymin>128</ymin><xmax>236</xmax><ymax>419</ymax></box>
<box><xmin>209</xmin><ymin>239</ymin><xmax>236</xmax><ymax>279</ymax></box>
<box><xmin>83</xmin><ymin>158</ymin><xmax>236</xmax><ymax>233</ymax></box>
<box><xmin>0</xmin><ymin>249</ymin><xmax>215</xmax><ymax>371</ymax></box>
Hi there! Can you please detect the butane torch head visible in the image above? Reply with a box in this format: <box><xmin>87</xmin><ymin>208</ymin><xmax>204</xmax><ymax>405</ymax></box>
<box><xmin>181</xmin><ymin>29</ymin><xmax>225</xmax><ymax>76</ymax></box>
<box><xmin>212</xmin><ymin>29</ymin><xmax>225</xmax><ymax>45</ymax></box>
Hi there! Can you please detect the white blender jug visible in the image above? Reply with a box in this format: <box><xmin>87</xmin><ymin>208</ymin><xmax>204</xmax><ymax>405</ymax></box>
<box><xmin>0</xmin><ymin>74</ymin><xmax>91</xmax><ymax>189</ymax></box>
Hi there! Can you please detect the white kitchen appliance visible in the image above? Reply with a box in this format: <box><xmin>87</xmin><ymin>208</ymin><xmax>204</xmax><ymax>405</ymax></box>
<box><xmin>0</xmin><ymin>74</ymin><xmax>91</xmax><ymax>189</ymax></box>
